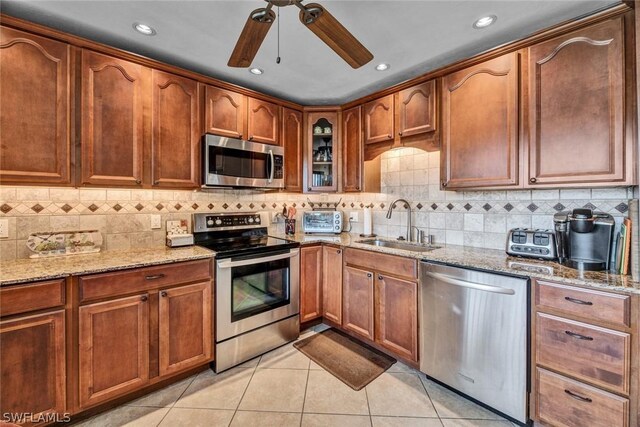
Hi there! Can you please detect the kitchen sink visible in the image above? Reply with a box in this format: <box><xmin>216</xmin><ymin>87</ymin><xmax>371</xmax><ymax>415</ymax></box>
<box><xmin>357</xmin><ymin>239</ymin><xmax>441</xmax><ymax>252</ymax></box>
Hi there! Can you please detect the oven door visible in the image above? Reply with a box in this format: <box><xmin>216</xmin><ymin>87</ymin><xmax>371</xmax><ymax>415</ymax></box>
<box><xmin>203</xmin><ymin>134</ymin><xmax>284</xmax><ymax>188</ymax></box>
<box><xmin>216</xmin><ymin>248</ymin><xmax>299</xmax><ymax>342</ymax></box>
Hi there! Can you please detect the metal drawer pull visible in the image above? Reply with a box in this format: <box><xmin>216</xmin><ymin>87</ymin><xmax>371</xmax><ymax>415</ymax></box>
<box><xmin>367</xmin><ymin>273</ymin><xmax>373</xmax><ymax>278</ymax></box>
<box><xmin>145</xmin><ymin>274</ymin><xmax>166</xmax><ymax>280</ymax></box>
<box><xmin>564</xmin><ymin>389</ymin><xmax>592</xmax><ymax>403</ymax></box>
<box><xmin>564</xmin><ymin>296</ymin><xmax>593</xmax><ymax>306</ymax></box>
<box><xmin>426</xmin><ymin>272</ymin><xmax>516</xmax><ymax>295</ymax></box>
<box><xmin>160</xmin><ymin>291</ymin><xmax>168</xmax><ymax>297</ymax></box>
<box><xmin>140</xmin><ymin>295</ymin><xmax>148</xmax><ymax>302</ymax></box>
<box><xmin>564</xmin><ymin>330</ymin><xmax>593</xmax><ymax>341</ymax></box>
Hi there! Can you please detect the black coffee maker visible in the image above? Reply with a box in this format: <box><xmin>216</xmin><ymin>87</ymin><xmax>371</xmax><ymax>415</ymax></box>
<box><xmin>553</xmin><ymin>208</ymin><xmax>615</xmax><ymax>271</ymax></box>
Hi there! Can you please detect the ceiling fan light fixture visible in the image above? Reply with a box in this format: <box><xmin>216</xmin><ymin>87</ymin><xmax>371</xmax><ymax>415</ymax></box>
<box><xmin>473</xmin><ymin>15</ymin><xmax>497</xmax><ymax>29</ymax></box>
<box><xmin>375</xmin><ymin>63</ymin><xmax>390</xmax><ymax>71</ymax></box>
<box><xmin>249</xmin><ymin>67</ymin><xmax>264</xmax><ymax>75</ymax></box>
<box><xmin>133</xmin><ymin>22</ymin><xmax>156</xmax><ymax>36</ymax></box>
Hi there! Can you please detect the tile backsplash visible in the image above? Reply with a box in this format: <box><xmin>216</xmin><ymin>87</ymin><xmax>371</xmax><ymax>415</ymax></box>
<box><xmin>0</xmin><ymin>147</ymin><xmax>636</xmax><ymax>260</ymax></box>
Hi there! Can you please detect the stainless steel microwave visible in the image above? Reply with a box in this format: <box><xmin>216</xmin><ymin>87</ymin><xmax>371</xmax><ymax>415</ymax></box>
<box><xmin>202</xmin><ymin>134</ymin><xmax>284</xmax><ymax>189</ymax></box>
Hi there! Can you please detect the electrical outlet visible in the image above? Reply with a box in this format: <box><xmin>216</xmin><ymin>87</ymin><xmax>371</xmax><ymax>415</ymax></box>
<box><xmin>349</xmin><ymin>211</ymin><xmax>359</xmax><ymax>222</ymax></box>
<box><xmin>270</xmin><ymin>211</ymin><xmax>281</xmax><ymax>224</ymax></box>
<box><xmin>0</xmin><ymin>219</ymin><xmax>8</xmax><ymax>238</ymax></box>
<box><xmin>150</xmin><ymin>215</ymin><xmax>162</xmax><ymax>229</ymax></box>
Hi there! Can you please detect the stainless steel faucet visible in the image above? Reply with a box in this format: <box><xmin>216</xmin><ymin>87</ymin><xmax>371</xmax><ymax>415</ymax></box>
<box><xmin>386</xmin><ymin>199</ymin><xmax>412</xmax><ymax>241</ymax></box>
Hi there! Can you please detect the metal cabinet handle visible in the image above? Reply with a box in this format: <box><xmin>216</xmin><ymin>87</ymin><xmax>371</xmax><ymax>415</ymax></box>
<box><xmin>530</xmin><ymin>177</ymin><xmax>537</xmax><ymax>183</ymax></box>
<box><xmin>308</xmin><ymin>187</ymin><xmax>312</xmax><ymax>191</ymax></box>
<box><xmin>367</xmin><ymin>273</ymin><xmax>373</xmax><ymax>278</ymax></box>
<box><xmin>398</xmin><ymin>131</ymin><xmax>403</xmax><ymax>136</ymax></box>
<box><xmin>135</xmin><ymin>179</ymin><xmax>142</xmax><ymax>184</ymax></box>
<box><xmin>248</xmin><ymin>135</ymin><xmax>254</xmax><ymax>140</ymax></box>
<box><xmin>387</xmin><ymin>134</ymin><xmax>393</xmax><ymax>139</ymax></box>
<box><xmin>441</xmin><ymin>181</ymin><xmax>448</xmax><ymax>188</ymax></box>
<box><xmin>356</xmin><ymin>186</ymin><xmax>360</xmax><ymax>190</ymax></box>
<box><xmin>336</xmin><ymin>249</ymin><xmax>341</xmax><ymax>254</ymax></box>
<box><xmin>154</xmin><ymin>180</ymin><xmax>159</xmax><ymax>185</ymax></box>
<box><xmin>564</xmin><ymin>389</ymin><xmax>592</xmax><ymax>403</ymax></box>
<box><xmin>140</xmin><ymin>295</ymin><xmax>148</xmax><ymax>302</ymax></box>
<box><xmin>145</xmin><ymin>274</ymin><xmax>166</xmax><ymax>281</ymax></box>
<box><xmin>160</xmin><ymin>291</ymin><xmax>168</xmax><ymax>297</ymax></box>
<box><xmin>378</xmin><ymin>275</ymin><xmax>383</xmax><ymax>280</ymax></box>
<box><xmin>564</xmin><ymin>296</ymin><xmax>593</xmax><ymax>306</ymax></box>
<box><xmin>565</xmin><ymin>330</ymin><xmax>593</xmax><ymax>341</ymax></box>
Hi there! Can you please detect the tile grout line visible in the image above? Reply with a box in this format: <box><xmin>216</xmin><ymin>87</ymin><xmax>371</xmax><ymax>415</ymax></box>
<box><xmin>299</xmin><ymin>364</ymin><xmax>311</xmax><ymax>427</ymax></box>
<box><xmin>417</xmin><ymin>373</ymin><xmax>445</xmax><ymax>425</ymax></box>
<box><xmin>229</xmin><ymin>358</ymin><xmax>261</xmax><ymax>427</ymax></box>
<box><xmin>364</xmin><ymin>383</ymin><xmax>373</xmax><ymax>426</ymax></box>
<box><xmin>153</xmin><ymin>371</ymin><xmax>205</xmax><ymax>427</ymax></box>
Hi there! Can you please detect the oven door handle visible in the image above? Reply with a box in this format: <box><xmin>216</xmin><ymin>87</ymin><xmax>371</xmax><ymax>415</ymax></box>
<box><xmin>217</xmin><ymin>249</ymin><xmax>299</xmax><ymax>269</ymax></box>
<box><xmin>267</xmin><ymin>149</ymin><xmax>275</xmax><ymax>184</ymax></box>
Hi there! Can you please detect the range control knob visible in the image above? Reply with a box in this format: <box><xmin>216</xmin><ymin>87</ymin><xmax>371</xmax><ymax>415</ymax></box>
<box><xmin>248</xmin><ymin>217</ymin><xmax>254</xmax><ymax>223</ymax></box>
<box><xmin>254</xmin><ymin>215</ymin><xmax>261</xmax><ymax>224</ymax></box>
<box><xmin>215</xmin><ymin>219</ymin><xmax>222</xmax><ymax>226</ymax></box>
<box><xmin>207</xmin><ymin>219</ymin><xmax>214</xmax><ymax>226</ymax></box>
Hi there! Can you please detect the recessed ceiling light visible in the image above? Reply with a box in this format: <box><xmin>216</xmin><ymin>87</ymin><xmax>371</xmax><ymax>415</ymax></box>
<box><xmin>133</xmin><ymin>22</ymin><xmax>156</xmax><ymax>36</ymax></box>
<box><xmin>473</xmin><ymin>15</ymin><xmax>497</xmax><ymax>29</ymax></box>
<box><xmin>375</xmin><ymin>63</ymin><xmax>390</xmax><ymax>71</ymax></box>
<box><xmin>249</xmin><ymin>67</ymin><xmax>264</xmax><ymax>75</ymax></box>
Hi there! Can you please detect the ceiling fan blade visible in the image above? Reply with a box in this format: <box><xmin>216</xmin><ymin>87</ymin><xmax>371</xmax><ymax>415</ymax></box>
<box><xmin>299</xmin><ymin>3</ymin><xmax>373</xmax><ymax>69</ymax></box>
<box><xmin>228</xmin><ymin>8</ymin><xmax>276</xmax><ymax>68</ymax></box>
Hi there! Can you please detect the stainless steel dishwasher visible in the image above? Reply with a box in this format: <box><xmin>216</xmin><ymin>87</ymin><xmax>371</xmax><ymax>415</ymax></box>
<box><xmin>420</xmin><ymin>262</ymin><xmax>529</xmax><ymax>425</ymax></box>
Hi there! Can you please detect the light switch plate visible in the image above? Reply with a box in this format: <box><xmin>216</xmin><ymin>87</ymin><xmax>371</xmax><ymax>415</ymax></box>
<box><xmin>0</xmin><ymin>219</ymin><xmax>8</xmax><ymax>238</ymax></box>
<box><xmin>150</xmin><ymin>215</ymin><xmax>162</xmax><ymax>229</ymax></box>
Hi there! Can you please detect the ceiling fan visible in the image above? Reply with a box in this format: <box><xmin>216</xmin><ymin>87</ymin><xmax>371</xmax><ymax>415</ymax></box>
<box><xmin>228</xmin><ymin>0</ymin><xmax>373</xmax><ymax>69</ymax></box>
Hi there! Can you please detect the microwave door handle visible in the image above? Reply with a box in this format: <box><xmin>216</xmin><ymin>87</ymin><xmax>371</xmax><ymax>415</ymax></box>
<box><xmin>425</xmin><ymin>272</ymin><xmax>516</xmax><ymax>295</ymax></box>
<box><xmin>268</xmin><ymin>149</ymin><xmax>275</xmax><ymax>183</ymax></box>
<box><xmin>217</xmin><ymin>249</ymin><xmax>299</xmax><ymax>269</ymax></box>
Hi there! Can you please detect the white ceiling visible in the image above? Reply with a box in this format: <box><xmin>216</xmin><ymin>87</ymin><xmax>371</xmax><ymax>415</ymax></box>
<box><xmin>2</xmin><ymin>0</ymin><xmax>620</xmax><ymax>105</ymax></box>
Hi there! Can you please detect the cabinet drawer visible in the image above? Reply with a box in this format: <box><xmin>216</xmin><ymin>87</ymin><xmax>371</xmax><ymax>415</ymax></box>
<box><xmin>536</xmin><ymin>280</ymin><xmax>630</xmax><ymax>327</ymax></box>
<box><xmin>79</xmin><ymin>259</ymin><xmax>212</xmax><ymax>302</ymax></box>
<box><xmin>344</xmin><ymin>248</ymin><xmax>417</xmax><ymax>279</ymax></box>
<box><xmin>0</xmin><ymin>279</ymin><xmax>65</xmax><ymax>317</ymax></box>
<box><xmin>536</xmin><ymin>368</ymin><xmax>628</xmax><ymax>427</ymax></box>
<box><xmin>536</xmin><ymin>312</ymin><xmax>630</xmax><ymax>394</ymax></box>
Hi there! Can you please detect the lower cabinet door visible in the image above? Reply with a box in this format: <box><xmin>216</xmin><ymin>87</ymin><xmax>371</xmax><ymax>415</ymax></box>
<box><xmin>322</xmin><ymin>246</ymin><xmax>343</xmax><ymax>325</ymax></box>
<box><xmin>1</xmin><ymin>311</ymin><xmax>66</xmax><ymax>423</ymax></box>
<box><xmin>79</xmin><ymin>294</ymin><xmax>150</xmax><ymax>408</ymax></box>
<box><xmin>300</xmin><ymin>246</ymin><xmax>323</xmax><ymax>322</ymax></box>
<box><xmin>375</xmin><ymin>274</ymin><xmax>418</xmax><ymax>361</ymax></box>
<box><xmin>159</xmin><ymin>282</ymin><xmax>212</xmax><ymax>376</ymax></box>
<box><xmin>342</xmin><ymin>265</ymin><xmax>375</xmax><ymax>340</ymax></box>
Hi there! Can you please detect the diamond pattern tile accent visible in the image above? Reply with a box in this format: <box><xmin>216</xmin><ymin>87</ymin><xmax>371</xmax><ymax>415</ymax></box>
<box><xmin>0</xmin><ymin>204</ymin><xmax>12</xmax><ymax>214</ymax></box>
<box><xmin>302</xmin><ymin>203</ymin><xmax>306</xmax><ymax>208</ymax></box>
<box><xmin>249</xmin><ymin>203</ymin><xmax>255</xmax><ymax>209</ymax></box>
<box><xmin>583</xmin><ymin>202</ymin><xmax>597</xmax><ymax>210</ymax></box>
<box><xmin>272</xmin><ymin>203</ymin><xmax>277</xmax><ymax>208</ymax></box>
<box><xmin>88</xmin><ymin>204</ymin><xmax>99</xmax><ymax>212</ymax></box>
<box><xmin>360</xmin><ymin>203</ymin><xmax>364</xmax><ymax>208</ymax></box>
<box><xmin>553</xmin><ymin>203</ymin><xmax>565</xmax><ymax>212</ymax></box>
<box><xmin>31</xmin><ymin>204</ymin><xmax>44</xmax><ymax>213</ymax></box>
<box><xmin>223</xmin><ymin>203</ymin><xmax>229</xmax><ymax>209</ymax></box>
<box><xmin>261</xmin><ymin>203</ymin><xmax>267</xmax><ymax>209</ymax></box>
<box><xmin>446</xmin><ymin>203</ymin><xmax>454</xmax><ymax>211</ymax></box>
<box><xmin>615</xmin><ymin>203</ymin><xmax>629</xmax><ymax>213</ymax></box>
<box><xmin>208</xmin><ymin>203</ymin><xmax>215</xmax><ymax>210</ymax></box>
<box><xmin>380</xmin><ymin>203</ymin><xmax>385</xmax><ymax>209</ymax></box>
<box><xmin>483</xmin><ymin>203</ymin><xmax>492</xmax><ymax>212</ymax></box>
<box><xmin>431</xmin><ymin>203</ymin><xmax>438</xmax><ymax>210</ymax></box>
<box><xmin>112</xmin><ymin>204</ymin><xmax>123</xmax><ymax>212</ymax></box>
<box><xmin>416</xmin><ymin>203</ymin><xmax>423</xmax><ymax>210</ymax></box>
<box><xmin>503</xmin><ymin>203</ymin><xmax>514</xmax><ymax>212</ymax></box>
<box><xmin>135</xmin><ymin>203</ymin><xmax>145</xmax><ymax>211</ymax></box>
<box><xmin>236</xmin><ymin>203</ymin><xmax>242</xmax><ymax>209</ymax></box>
<box><xmin>292</xmin><ymin>203</ymin><xmax>297</xmax><ymax>208</ymax></box>
<box><xmin>156</xmin><ymin>203</ymin><xmax>164</xmax><ymax>211</ymax></box>
<box><xmin>350</xmin><ymin>203</ymin><xmax>355</xmax><ymax>208</ymax></box>
<box><xmin>61</xmin><ymin>204</ymin><xmax>73</xmax><ymax>213</ymax></box>
<box><xmin>192</xmin><ymin>203</ymin><xmax>199</xmax><ymax>210</ymax></box>
<box><xmin>342</xmin><ymin>203</ymin><xmax>346</xmax><ymax>207</ymax></box>
<box><xmin>527</xmin><ymin>203</ymin><xmax>538</xmax><ymax>212</ymax></box>
<box><xmin>174</xmin><ymin>203</ymin><xmax>182</xmax><ymax>210</ymax></box>
<box><xmin>463</xmin><ymin>203</ymin><xmax>472</xmax><ymax>211</ymax></box>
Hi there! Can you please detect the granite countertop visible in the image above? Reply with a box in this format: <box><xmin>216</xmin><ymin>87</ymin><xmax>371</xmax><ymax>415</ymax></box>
<box><xmin>0</xmin><ymin>246</ymin><xmax>215</xmax><ymax>286</ymax></box>
<box><xmin>276</xmin><ymin>232</ymin><xmax>640</xmax><ymax>295</ymax></box>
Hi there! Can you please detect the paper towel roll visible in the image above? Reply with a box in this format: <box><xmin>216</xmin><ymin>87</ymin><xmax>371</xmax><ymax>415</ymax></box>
<box><xmin>364</xmin><ymin>207</ymin><xmax>373</xmax><ymax>236</ymax></box>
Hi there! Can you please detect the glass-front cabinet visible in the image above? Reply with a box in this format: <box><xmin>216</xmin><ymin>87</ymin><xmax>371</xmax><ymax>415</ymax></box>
<box><xmin>306</xmin><ymin>111</ymin><xmax>339</xmax><ymax>192</ymax></box>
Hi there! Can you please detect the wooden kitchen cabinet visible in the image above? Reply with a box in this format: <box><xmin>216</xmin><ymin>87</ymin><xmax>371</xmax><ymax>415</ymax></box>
<box><xmin>342</xmin><ymin>106</ymin><xmax>363</xmax><ymax>192</ymax></box>
<box><xmin>306</xmin><ymin>111</ymin><xmax>339</xmax><ymax>192</ymax></box>
<box><xmin>159</xmin><ymin>282</ymin><xmax>212</xmax><ymax>376</ymax></box>
<box><xmin>0</xmin><ymin>27</ymin><xmax>73</xmax><ymax>185</ymax></box>
<box><xmin>364</xmin><ymin>94</ymin><xmax>395</xmax><ymax>145</ymax></box>
<box><xmin>397</xmin><ymin>80</ymin><xmax>437</xmax><ymax>138</ymax></box>
<box><xmin>322</xmin><ymin>246</ymin><xmax>343</xmax><ymax>325</ymax></box>
<box><xmin>375</xmin><ymin>274</ymin><xmax>418</xmax><ymax>362</ymax></box>
<box><xmin>80</xmin><ymin>49</ymin><xmax>148</xmax><ymax>187</ymax></box>
<box><xmin>441</xmin><ymin>53</ymin><xmax>520</xmax><ymax>189</ymax></box>
<box><xmin>152</xmin><ymin>70</ymin><xmax>201</xmax><ymax>188</ymax></box>
<box><xmin>1</xmin><ymin>311</ymin><xmax>66</xmax><ymax>422</ymax></box>
<box><xmin>204</xmin><ymin>85</ymin><xmax>246</xmax><ymax>139</ymax></box>
<box><xmin>343</xmin><ymin>265</ymin><xmax>375</xmax><ymax>341</ymax></box>
<box><xmin>79</xmin><ymin>294</ymin><xmax>150</xmax><ymax>408</ymax></box>
<box><xmin>526</xmin><ymin>17</ymin><xmax>629</xmax><ymax>186</ymax></box>
<box><xmin>247</xmin><ymin>97</ymin><xmax>280</xmax><ymax>145</ymax></box>
<box><xmin>300</xmin><ymin>245</ymin><xmax>323</xmax><ymax>322</ymax></box>
<box><xmin>282</xmin><ymin>108</ymin><xmax>304</xmax><ymax>192</ymax></box>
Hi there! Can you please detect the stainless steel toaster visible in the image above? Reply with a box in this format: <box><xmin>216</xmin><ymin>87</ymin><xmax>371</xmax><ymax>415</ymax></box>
<box><xmin>506</xmin><ymin>228</ymin><xmax>557</xmax><ymax>260</ymax></box>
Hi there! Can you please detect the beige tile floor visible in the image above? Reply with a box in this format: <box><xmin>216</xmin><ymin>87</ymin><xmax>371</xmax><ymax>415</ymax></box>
<box><xmin>74</xmin><ymin>325</ymin><xmax>519</xmax><ymax>427</ymax></box>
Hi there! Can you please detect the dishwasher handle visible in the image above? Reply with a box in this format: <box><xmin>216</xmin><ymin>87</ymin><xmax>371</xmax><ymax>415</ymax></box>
<box><xmin>425</xmin><ymin>271</ymin><xmax>516</xmax><ymax>295</ymax></box>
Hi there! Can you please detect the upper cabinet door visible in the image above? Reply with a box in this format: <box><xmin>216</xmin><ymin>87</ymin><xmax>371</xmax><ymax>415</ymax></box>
<box><xmin>364</xmin><ymin>95</ymin><xmax>394</xmax><ymax>145</ymax></box>
<box><xmin>0</xmin><ymin>27</ymin><xmax>72</xmax><ymax>185</ymax></box>
<box><xmin>81</xmin><ymin>50</ymin><xmax>147</xmax><ymax>187</ymax></box>
<box><xmin>204</xmin><ymin>86</ymin><xmax>245</xmax><ymax>139</ymax></box>
<box><xmin>442</xmin><ymin>53</ymin><xmax>520</xmax><ymax>189</ymax></box>
<box><xmin>247</xmin><ymin>97</ymin><xmax>280</xmax><ymax>145</ymax></box>
<box><xmin>282</xmin><ymin>108</ymin><xmax>304</xmax><ymax>192</ymax></box>
<box><xmin>526</xmin><ymin>18</ymin><xmax>626</xmax><ymax>186</ymax></box>
<box><xmin>398</xmin><ymin>80</ymin><xmax>437</xmax><ymax>138</ymax></box>
<box><xmin>342</xmin><ymin>106</ymin><xmax>363</xmax><ymax>192</ymax></box>
<box><xmin>151</xmin><ymin>70</ymin><xmax>200</xmax><ymax>189</ymax></box>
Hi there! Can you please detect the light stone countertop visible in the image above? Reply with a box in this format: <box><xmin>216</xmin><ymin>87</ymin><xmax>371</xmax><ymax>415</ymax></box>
<box><xmin>275</xmin><ymin>232</ymin><xmax>640</xmax><ymax>295</ymax></box>
<box><xmin>0</xmin><ymin>246</ymin><xmax>215</xmax><ymax>286</ymax></box>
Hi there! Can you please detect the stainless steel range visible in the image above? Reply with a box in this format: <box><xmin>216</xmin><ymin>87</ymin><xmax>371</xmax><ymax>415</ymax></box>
<box><xmin>193</xmin><ymin>212</ymin><xmax>300</xmax><ymax>372</ymax></box>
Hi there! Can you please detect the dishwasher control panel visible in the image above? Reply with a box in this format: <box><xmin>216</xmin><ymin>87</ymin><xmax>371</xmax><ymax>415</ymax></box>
<box><xmin>506</xmin><ymin>228</ymin><xmax>556</xmax><ymax>260</ymax></box>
